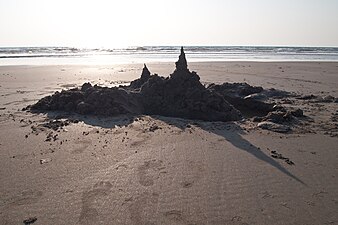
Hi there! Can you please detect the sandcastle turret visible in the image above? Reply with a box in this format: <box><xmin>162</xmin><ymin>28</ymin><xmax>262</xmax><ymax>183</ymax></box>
<box><xmin>141</xmin><ymin>64</ymin><xmax>151</xmax><ymax>80</ymax></box>
<box><xmin>129</xmin><ymin>63</ymin><xmax>152</xmax><ymax>89</ymax></box>
<box><xmin>175</xmin><ymin>47</ymin><xmax>188</xmax><ymax>72</ymax></box>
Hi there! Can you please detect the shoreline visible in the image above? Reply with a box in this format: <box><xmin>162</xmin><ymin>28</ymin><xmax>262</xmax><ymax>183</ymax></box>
<box><xmin>2</xmin><ymin>59</ymin><xmax>338</xmax><ymax>67</ymax></box>
<box><xmin>0</xmin><ymin>60</ymin><xmax>336</xmax><ymax>67</ymax></box>
<box><xmin>1</xmin><ymin>45</ymin><xmax>338</xmax><ymax>66</ymax></box>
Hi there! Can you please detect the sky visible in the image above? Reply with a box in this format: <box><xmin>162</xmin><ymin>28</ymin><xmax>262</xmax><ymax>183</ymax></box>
<box><xmin>0</xmin><ymin>0</ymin><xmax>338</xmax><ymax>48</ymax></box>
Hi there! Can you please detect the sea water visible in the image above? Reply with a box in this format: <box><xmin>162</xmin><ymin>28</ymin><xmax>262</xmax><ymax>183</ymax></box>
<box><xmin>1</xmin><ymin>46</ymin><xmax>338</xmax><ymax>66</ymax></box>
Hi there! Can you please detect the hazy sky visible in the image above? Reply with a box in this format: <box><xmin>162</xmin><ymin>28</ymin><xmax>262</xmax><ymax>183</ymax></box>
<box><xmin>1</xmin><ymin>0</ymin><xmax>338</xmax><ymax>47</ymax></box>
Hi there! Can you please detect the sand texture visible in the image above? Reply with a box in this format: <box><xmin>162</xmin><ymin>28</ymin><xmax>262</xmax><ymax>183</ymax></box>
<box><xmin>1</xmin><ymin>62</ymin><xmax>338</xmax><ymax>225</ymax></box>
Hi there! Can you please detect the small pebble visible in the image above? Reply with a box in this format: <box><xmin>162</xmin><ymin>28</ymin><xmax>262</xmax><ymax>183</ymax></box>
<box><xmin>23</xmin><ymin>217</ymin><xmax>37</xmax><ymax>224</ymax></box>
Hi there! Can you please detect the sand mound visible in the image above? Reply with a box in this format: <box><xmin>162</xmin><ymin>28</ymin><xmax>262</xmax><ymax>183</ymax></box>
<box><xmin>31</xmin><ymin>47</ymin><xmax>244</xmax><ymax>122</ymax></box>
<box><xmin>30</xmin><ymin>47</ymin><xmax>292</xmax><ymax>122</ymax></box>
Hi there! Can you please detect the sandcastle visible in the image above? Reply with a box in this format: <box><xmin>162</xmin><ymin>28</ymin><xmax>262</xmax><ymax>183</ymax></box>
<box><xmin>30</xmin><ymin>48</ymin><xmax>284</xmax><ymax>122</ymax></box>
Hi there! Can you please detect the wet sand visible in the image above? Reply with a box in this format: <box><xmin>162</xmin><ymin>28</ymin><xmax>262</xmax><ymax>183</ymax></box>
<box><xmin>0</xmin><ymin>62</ymin><xmax>338</xmax><ymax>224</ymax></box>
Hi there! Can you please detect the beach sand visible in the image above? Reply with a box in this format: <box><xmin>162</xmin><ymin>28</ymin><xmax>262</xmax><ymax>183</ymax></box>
<box><xmin>0</xmin><ymin>62</ymin><xmax>338</xmax><ymax>224</ymax></box>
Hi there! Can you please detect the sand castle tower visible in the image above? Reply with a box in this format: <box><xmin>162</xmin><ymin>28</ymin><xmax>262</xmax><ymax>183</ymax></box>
<box><xmin>129</xmin><ymin>63</ymin><xmax>151</xmax><ymax>89</ymax></box>
<box><xmin>175</xmin><ymin>47</ymin><xmax>189</xmax><ymax>72</ymax></box>
<box><xmin>140</xmin><ymin>64</ymin><xmax>151</xmax><ymax>80</ymax></box>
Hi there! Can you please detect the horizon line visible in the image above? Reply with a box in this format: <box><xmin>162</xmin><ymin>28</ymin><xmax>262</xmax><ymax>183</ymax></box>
<box><xmin>1</xmin><ymin>44</ymin><xmax>338</xmax><ymax>49</ymax></box>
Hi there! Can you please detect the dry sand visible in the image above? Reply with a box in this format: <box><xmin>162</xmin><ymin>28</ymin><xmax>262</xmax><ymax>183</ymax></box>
<box><xmin>0</xmin><ymin>62</ymin><xmax>338</xmax><ymax>225</ymax></box>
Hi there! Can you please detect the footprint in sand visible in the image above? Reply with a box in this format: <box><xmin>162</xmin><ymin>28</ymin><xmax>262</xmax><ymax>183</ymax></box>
<box><xmin>78</xmin><ymin>181</ymin><xmax>113</xmax><ymax>225</ymax></box>
<box><xmin>163</xmin><ymin>209</ymin><xmax>199</xmax><ymax>225</ymax></box>
<box><xmin>128</xmin><ymin>192</ymin><xmax>159</xmax><ymax>225</ymax></box>
<box><xmin>129</xmin><ymin>133</ymin><xmax>150</xmax><ymax>147</ymax></box>
<box><xmin>137</xmin><ymin>160</ymin><xmax>165</xmax><ymax>186</ymax></box>
<box><xmin>180</xmin><ymin>160</ymin><xmax>205</xmax><ymax>188</ymax></box>
<box><xmin>8</xmin><ymin>190</ymin><xmax>43</xmax><ymax>207</ymax></box>
<box><xmin>164</xmin><ymin>210</ymin><xmax>185</xmax><ymax>222</ymax></box>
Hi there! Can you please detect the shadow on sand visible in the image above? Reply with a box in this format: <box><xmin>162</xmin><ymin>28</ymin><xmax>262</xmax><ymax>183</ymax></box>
<box><xmin>41</xmin><ymin>111</ymin><xmax>305</xmax><ymax>185</ymax></box>
<box><xmin>157</xmin><ymin>116</ymin><xmax>305</xmax><ymax>185</ymax></box>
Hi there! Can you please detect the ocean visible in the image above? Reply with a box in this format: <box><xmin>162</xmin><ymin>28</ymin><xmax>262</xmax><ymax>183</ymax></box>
<box><xmin>1</xmin><ymin>46</ymin><xmax>338</xmax><ymax>66</ymax></box>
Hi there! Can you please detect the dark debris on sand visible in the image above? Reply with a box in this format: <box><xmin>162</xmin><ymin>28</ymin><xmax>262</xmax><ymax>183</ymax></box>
<box><xmin>270</xmin><ymin>150</ymin><xmax>295</xmax><ymax>165</ymax></box>
<box><xmin>23</xmin><ymin>217</ymin><xmax>37</xmax><ymax>225</ymax></box>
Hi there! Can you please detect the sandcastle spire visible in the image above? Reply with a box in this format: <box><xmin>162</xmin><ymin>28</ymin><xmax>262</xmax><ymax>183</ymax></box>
<box><xmin>175</xmin><ymin>47</ymin><xmax>188</xmax><ymax>72</ymax></box>
<box><xmin>141</xmin><ymin>63</ymin><xmax>151</xmax><ymax>80</ymax></box>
